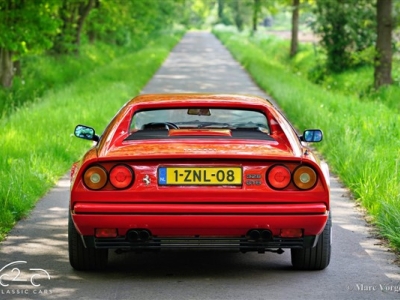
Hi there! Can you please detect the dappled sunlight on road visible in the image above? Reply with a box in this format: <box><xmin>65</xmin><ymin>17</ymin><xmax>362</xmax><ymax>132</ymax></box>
<box><xmin>142</xmin><ymin>32</ymin><xmax>264</xmax><ymax>97</ymax></box>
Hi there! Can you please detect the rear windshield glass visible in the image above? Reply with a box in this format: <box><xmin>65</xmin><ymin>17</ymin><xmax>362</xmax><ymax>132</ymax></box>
<box><xmin>130</xmin><ymin>108</ymin><xmax>269</xmax><ymax>132</ymax></box>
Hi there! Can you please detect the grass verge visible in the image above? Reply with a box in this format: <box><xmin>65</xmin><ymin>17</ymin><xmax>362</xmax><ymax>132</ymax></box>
<box><xmin>0</xmin><ymin>31</ymin><xmax>183</xmax><ymax>240</ymax></box>
<box><xmin>213</xmin><ymin>27</ymin><xmax>400</xmax><ymax>251</ymax></box>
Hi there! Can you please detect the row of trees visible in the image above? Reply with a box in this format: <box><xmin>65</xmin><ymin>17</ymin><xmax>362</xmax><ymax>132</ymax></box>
<box><xmin>0</xmin><ymin>0</ymin><xmax>398</xmax><ymax>90</ymax></box>
<box><xmin>0</xmin><ymin>0</ymin><xmax>181</xmax><ymax>88</ymax></box>
<box><xmin>214</xmin><ymin>0</ymin><xmax>397</xmax><ymax>89</ymax></box>
<box><xmin>311</xmin><ymin>0</ymin><xmax>394</xmax><ymax>89</ymax></box>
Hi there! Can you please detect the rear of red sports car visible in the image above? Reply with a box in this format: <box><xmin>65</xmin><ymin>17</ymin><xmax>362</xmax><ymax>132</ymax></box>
<box><xmin>69</xmin><ymin>94</ymin><xmax>331</xmax><ymax>271</ymax></box>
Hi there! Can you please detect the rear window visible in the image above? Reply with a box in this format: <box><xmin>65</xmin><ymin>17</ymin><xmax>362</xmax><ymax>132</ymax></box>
<box><xmin>130</xmin><ymin>108</ymin><xmax>269</xmax><ymax>133</ymax></box>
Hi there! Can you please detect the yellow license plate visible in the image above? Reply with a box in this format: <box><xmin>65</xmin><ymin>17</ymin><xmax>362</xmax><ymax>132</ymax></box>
<box><xmin>158</xmin><ymin>167</ymin><xmax>242</xmax><ymax>185</ymax></box>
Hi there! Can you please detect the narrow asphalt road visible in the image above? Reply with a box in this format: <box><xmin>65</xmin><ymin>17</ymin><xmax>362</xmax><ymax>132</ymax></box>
<box><xmin>0</xmin><ymin>32</ymin><xmax>399</xmax><ymax>300</ymax></box>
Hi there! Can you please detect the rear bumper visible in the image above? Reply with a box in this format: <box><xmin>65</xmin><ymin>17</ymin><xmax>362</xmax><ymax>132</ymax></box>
<box><xmin>72</xmin><ymin>202</ymin><xmax>328</xmax><ymax>250</ymax></box>
<box><xmin>73</xmin><ymin>203</ymin><xmax>327</xmax><ymax>215</ymax></box>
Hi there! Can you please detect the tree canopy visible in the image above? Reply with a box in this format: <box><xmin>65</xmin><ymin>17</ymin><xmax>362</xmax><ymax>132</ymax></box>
<box><xmin>0</xmin><ymin>0</ymin><xmax>59</xmax><ymax>87</ymax></box>
<box><xmin>0</xmin><ymin>0</ymin><xmax>398</xmax><ymax>90</ymax></box>
<box><xmin>0</xmin><ymin>0</ymin><xmax>184</xmax><ymax>88</ymax></box>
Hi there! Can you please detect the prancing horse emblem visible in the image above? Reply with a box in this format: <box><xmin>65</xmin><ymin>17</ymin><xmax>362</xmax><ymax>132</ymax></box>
<box><xmin>143</xmin><ymin>175</ymin><xmax>151</xmax><ymax>185</ymax></box>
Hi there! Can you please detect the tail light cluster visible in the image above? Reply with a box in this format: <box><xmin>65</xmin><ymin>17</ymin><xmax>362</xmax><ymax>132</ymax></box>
<box><xmin>266</xmin><ymin>164</ymin><xmax>317</xmax><ymax>190</ymax></box>
<box><xmin>83</xmin><ymin>164</ymin><xmax>134</xmax><ymax>190</ymax></box>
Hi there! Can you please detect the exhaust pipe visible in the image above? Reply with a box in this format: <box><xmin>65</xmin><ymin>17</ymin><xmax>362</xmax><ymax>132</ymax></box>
<box><xmin>261</xmin><ymin>230</ymin><xmax>272</xmax><ymax>241</ymax></box>
<box><xmin>248</xmin><ymin>229</ymin><xmax>261</xmax><ymax>240</ymax></box>
<box><xmin>127</xmin><ymin>230</ymin><xmax>139</xmax><ymax>242</ymax></box>
<box><xmin>127</xmin><ymin>229</ymin><xmax>152</xmax><ymax>242</ymax></box>
<box><xmin>247</xmin><ymin>229</ymin><xmax>273</xmax><ymax>241</ymax></box>
<box><xmin>139</xmin><ymin>230</ymin><xmax>151</xmax><ymax>241</ymax></box>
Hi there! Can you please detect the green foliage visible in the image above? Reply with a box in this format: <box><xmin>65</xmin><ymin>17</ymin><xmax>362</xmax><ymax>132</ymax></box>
<box><xmin>0</xmin><ymin>42</ymin><xmax>123</xmax><ymax>117</ymax></box>
<box><xmin>53</xmin><ymin>0</ymin><xmax>182</xmax><ymax>54</ymax></box>
<box><xmin>51</xmin><ymin>0</ymin><xmax>91</xmax><ymax>54</ymax></box>
<box><xmin>311</xmin><ymin>0</ymin><xmax>376</xmax><ymax>72</ymax></box>
<box><xmin>0</xmin><ymin>31</ymin><xmax>183</xmax><ymax>240</ymax></box>
<box><xmin>0</xmin><ymin>11</ymin><xmax>187</xmax><ymax>117</ymax></box>
<box><xmin>86</xmin><ymin>0</ymin><xmax>181</xmax><ymax>44</ymax></box>
<box><xmin>214</xmin><ymin>27</ymin><xmax>400</xmax><ymax>250</ymax></box>
<box><xmin>0</xmin><ymin>0</ymin><xmax>60</xmax><ymax>54</ymax></box>
<box><xmin>180</xmin><ymin>0</ymin><xmax>215</xmax><ymax>29</ymax></box>
<box><xmin>243</xmin><ymin>30</ymin><xmax>400</xmax><ymax>112</ymax></box>
<box><xmin>0</xmin><ymin>0</ymin><xmax>187</xmax><ymax>88</ymax></box>
<box><xmin>227</xmin><ymin>0</ymin><xmax>276</xmax><ymax>32</ymax></box>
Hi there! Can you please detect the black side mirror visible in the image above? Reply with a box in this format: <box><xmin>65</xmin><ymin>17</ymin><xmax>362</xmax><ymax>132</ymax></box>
<box><xmin>301</xmin><ymin>129</ymin><xmax>323</xmax><ymax>142</ymax></box>
<box><xmin>74</xmin><ymin>125</ymin><xmax>100</xmax><ymax>142</ymax></box>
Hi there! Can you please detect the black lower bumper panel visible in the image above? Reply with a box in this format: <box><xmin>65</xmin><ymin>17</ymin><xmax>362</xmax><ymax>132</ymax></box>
<box><xmin>83</xmin><ymin>236</ymin><xmax>317</xmax><ymax>251</ymax></box>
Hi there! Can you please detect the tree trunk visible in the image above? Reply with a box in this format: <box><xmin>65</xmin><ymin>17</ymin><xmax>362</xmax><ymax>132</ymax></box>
<box><xmin>218</xmin><ymin>0</ymin><xmax>224</xmax><ymax>22</ymax></box>
<box><xmin>233</xmin><ymin>0</ymin><xmax>243</xmax><ymax>32</ymax></box>
<box><xmin>87</xmin><ymin>0</ymin><xmax>100</xmax><ymax>44</ymax></box>
<box><xmin>52</xmin><ymin>1</ymin><xmax>73</xmax><ymax>54</ymax></box>
<box><xmin>290</xmin><ymin>0</ymin><xmax>300</xmax><ymax>57</ymax></box>
<box><xmin>14</xmin><ymin>60</ymin><xmax>21</xmax><ymax>77</ymax></box>
<box><xmin>0</xmin><ymin>48</ymin><xmax>14</xmax><ymax>88</ymax></box>
<box><xmin>374</xmin><ymin>0</ymin><xmax>393</xmax><ymax>89</ymax></box>
<box><xmin>252</xmin><ymin>0</ymin><xmax>261</xmax><ymax>33</ymax></box>
<box><xmin>75</xmin><ymin>0</ymin><xmax>95</xmax><ymax>54</ymax></box>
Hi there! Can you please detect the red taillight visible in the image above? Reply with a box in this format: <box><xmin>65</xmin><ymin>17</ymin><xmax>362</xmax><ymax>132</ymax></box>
<box><xmin>95</xmin><ymin>228</ymin><xmax>118</xmax><ymax>238</ymax></box>
<box><xmin>83</xmin><ymin>165</ymin><xmax>108</xmax><ymax>190</ymax></box>
<box><xmin>109</xmin><ymin>164</ymin><xmax>134</xmax><ymax>189</ymax></box>
<box><xmin>293</xmin><ymin>166</ymin><xmax>317</xmax><ymax>190</ymax></box>
<box><xmin>280</xmin><ymin>228</ymin><xmax>303</xmax><ymax>238</ymax></box>
<box><xmin>267</xmin><ymin>165</ymin><xmax>291</xmax><ymax>189</ymax></box>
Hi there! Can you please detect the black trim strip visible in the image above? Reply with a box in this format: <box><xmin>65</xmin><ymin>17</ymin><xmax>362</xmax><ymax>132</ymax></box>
<box><xmin>125</xmin><ymin>129</ymin><xmax>276</xmax><ymax>141</ymax></box>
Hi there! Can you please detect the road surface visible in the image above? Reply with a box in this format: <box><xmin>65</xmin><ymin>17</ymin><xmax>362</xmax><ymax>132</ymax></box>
<box><xmin>0</xmin><ymin>32</ymin><xmax>399</xmax><ymax>300</ymax></box>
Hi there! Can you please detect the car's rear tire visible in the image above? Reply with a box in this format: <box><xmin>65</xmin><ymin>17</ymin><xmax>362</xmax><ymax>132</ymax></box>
<box><xmin>68</xmin><ymin>212</ymin><xmax>108</xmax><ymax>271</ymax></box>
<box><xmin>291</xmin><ymin>214</ymin><xmax>331</xmax><ymax>270</ymax></box>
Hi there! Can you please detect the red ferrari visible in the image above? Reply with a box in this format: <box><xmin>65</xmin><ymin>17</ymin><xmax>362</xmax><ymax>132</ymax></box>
<box><xmin>69</xmin><ymin>94</ymin><xmax>331</xmax><ymax>271</ymax></box>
